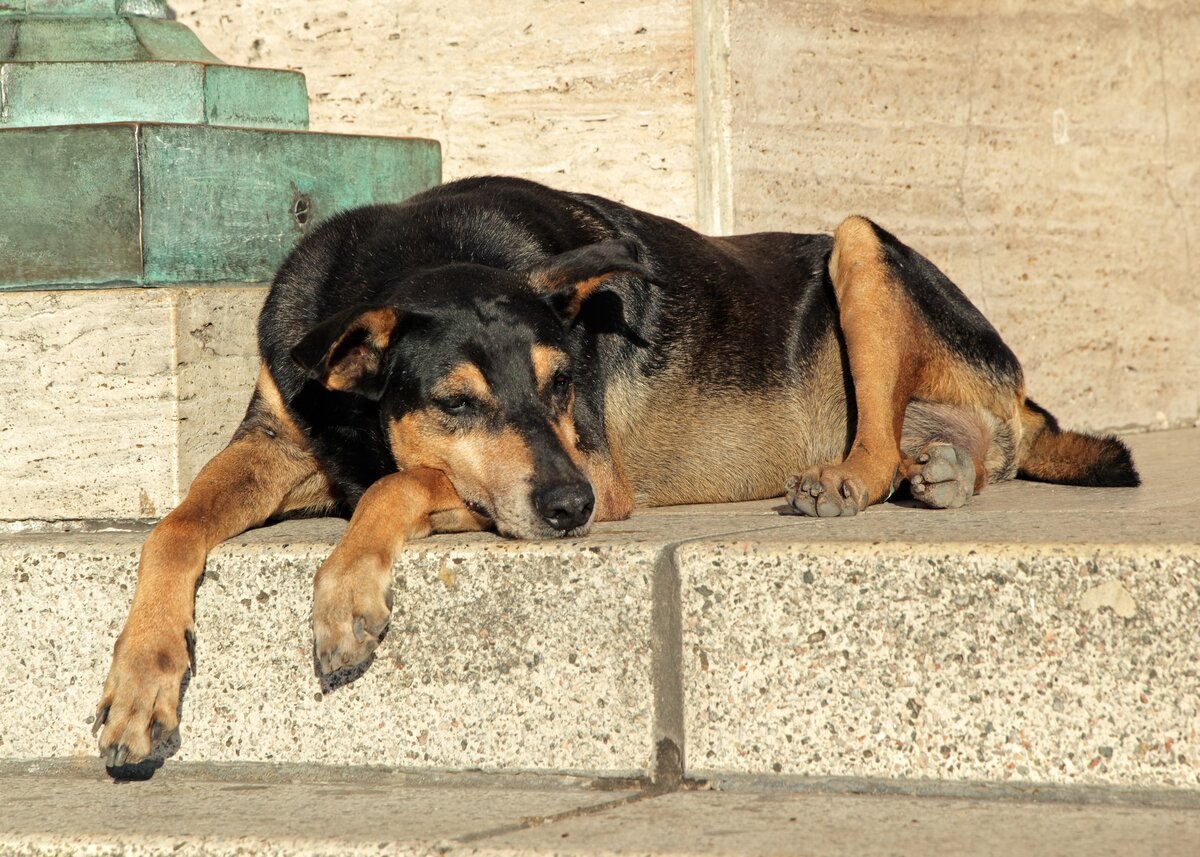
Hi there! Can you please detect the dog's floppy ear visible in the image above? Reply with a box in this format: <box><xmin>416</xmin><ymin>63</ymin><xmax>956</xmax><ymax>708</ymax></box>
<box><xmin>290</xmin><ymin>304</ymin><xmax>401</xmax><ymax>400</ymax></box>
<box><xmin>527</xmin><ymin>239</ymin><xmax>652</xmax><ymax>319</ymax></box>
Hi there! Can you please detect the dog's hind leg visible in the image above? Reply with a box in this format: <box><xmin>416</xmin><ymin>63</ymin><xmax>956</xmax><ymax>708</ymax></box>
<box><xmin>310</xmin><ymin>467</ymin><xmax>477</xmax><ymax>674</ymax></box>
<box><xmin>787</xmin><ymin>216</ymin><xmax>1023</xmax><ymax>516</ymax></box>
<box><xmin>95</xmin><ymin>368</ymin><xmax>332</xmax><ymax>766</ymax></box>
<box><xmin>897</xmin><ymin>401</ymin><xmax>1012</xmax><ymax>509</ymax></box>
<box><xmin>787</xmin><ymin>217</ymin><xmax>924</xmax><ymax>516</ymax></box>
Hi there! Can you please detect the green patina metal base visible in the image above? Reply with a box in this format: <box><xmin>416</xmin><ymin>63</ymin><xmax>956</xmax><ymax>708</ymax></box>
<box><xmin>0</xmin><ymin>0</ymin><xmax>441</xmax><ymax>291</ymax></box>
<box><xmin>1</xmin><ymin>123</ymin><xmax>440</xmax><ymax>288</ymax></box>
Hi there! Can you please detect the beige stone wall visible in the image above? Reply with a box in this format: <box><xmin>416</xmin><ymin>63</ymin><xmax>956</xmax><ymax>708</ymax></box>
<box><xmin>6</xmin><ymin>0</ymin><xmax>1196</xmax><ymax>521</ymax></box>
<box><xmin>720</xmin><ymin>0</ymin><xmax>1199</xmax><ymax>432</ymax></box>
<box><xmin>172</xmin><ymin>0</ymin><xmax>1197</xmax><ymax>434</ymax></box>
<box><xmin>0</xmin><ymin>288</ymin><xmax>264</xmax><ymax>521</ymax></box>
<box><xmin>168</xmin><ymin>0</ymin><xmax>699</xmax><ymax>226</ymax></box>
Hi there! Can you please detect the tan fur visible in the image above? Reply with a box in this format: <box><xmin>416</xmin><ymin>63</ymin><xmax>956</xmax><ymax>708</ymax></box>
<box><xmin>819</xmin><ymin>217</ymin><xmax>1026</xmax><ymax>503</ymax></box>
<box><xmin>434</xmin><ymin>362</ymin><xmax>495</xmax><ymax>405</ymax></box>
<box><xmin>582</xmin><ymin>449</ymin><xmax>635</xmax><ymax>521</ymax></box>
<box><xmin>819</xmin><ymin>216</ymin><xmax>923</xmax><ymax>503</ymax></box>
<box><xmin>311</xmin><ymin>467</ymin><xmax>475</xmax><ymax>673</ymax></box>
<box><xmin>96</xmin><ymin>365</ymin><xmax>333</xmax><ymax>763</ymax></box>
<box><xmin>388</xmin><ymin>410</ymin><xmax>541</xmax><ymax>536</ymax></box>
<box><xmin>605</xmin><ymin>332</ymin><xmax>848</xmax><ymax>506</ymax></box>
<box><xmin>530</xmin><ymin>344</ymin><xmax>568</xmax><ymax>390</ymax></box>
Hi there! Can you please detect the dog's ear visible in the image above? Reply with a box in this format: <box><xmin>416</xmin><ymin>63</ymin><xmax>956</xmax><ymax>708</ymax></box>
<box><xmin>527</xmin><ymin>239</ymin><xmax>652</xmax><ymax>320</ymax></box>
<box><xmin>290</xmin><ymin>305</ymin><xmax>401</xmax><ymax>400</ymax></box>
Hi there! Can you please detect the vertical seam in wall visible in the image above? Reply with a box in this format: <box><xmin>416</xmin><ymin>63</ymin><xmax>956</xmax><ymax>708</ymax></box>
<box><xmin>167</xmin><ymin>294</ymin><xmax>182</xmax><ymax>507</ymax></box>
<box><xmin>650</xmin><ymin>523</ymin><xmax>805</xmax><ymax>784</ymax></box>
<box><xmin>692</xmin><ymin>0</ymin><xmax>734</xmax><ymax>235</ymax></box>
<box><xmin>650</xmin><ymin>543</ymin><xmax>686</xmax><ymax>783</ymax></box>
<box><xmin>134</xmin><ymin>124</ymin><xmax>145</xmax><ymax>284</ymax></box>
<box><xmin>0</xmin><ymin>64</ymin><xmax>10</xmax><ymax>125</ymax></box>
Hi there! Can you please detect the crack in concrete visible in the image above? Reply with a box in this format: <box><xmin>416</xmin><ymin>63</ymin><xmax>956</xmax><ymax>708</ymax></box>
<box><xmin>452</xmin><ymin>520</ymin><xmax>807</xmax><ymax>846</ymax></box>
<box><xmin>450</xmin><ymin>789</ymin><xmax>652</xmax><ymax>846</ymax></box>
<box><xmin>134</xmin><ymin>124</ymin><xmax>146</xmax><ymax>285</ymax></box>
<box><xmin>0</xmin><ymin>62</ymin><xmax>10</xmax><ymax>125</ymax></box>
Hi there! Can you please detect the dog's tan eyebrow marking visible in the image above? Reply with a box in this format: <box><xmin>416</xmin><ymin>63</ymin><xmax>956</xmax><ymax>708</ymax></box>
<box><xmin>531</xmin><ymin>345</ymin><xmax>568</xmax><ymax>390</ymax></box>
<box><xmin>432</xmin><ymin>362</ymin><xmax>496</xmax><ymax>403</ymax></box>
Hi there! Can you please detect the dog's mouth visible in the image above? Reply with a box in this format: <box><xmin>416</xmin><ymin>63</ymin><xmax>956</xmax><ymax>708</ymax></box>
<box><xmin>457</xmin><ymin>488</ymin><xmax>594</xmax><ymax>541</ymax></box>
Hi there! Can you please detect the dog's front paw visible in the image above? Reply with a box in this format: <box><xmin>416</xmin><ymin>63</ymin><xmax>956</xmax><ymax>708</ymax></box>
<box><xmin>907</xmin><ymin>443</ymin><xmax>974</xmax><ymax>509</ymax></box>
<box><xmin>94</xmin><ymin>623</ymin><xmax>193</xmax><ymax>766</ymax></box>
<box><xmin>785</xmin><ymin>465</ymin><xmax>868</xmax><ymax>517</ymax></box>
<box><xmin>312</xmin><ymin>555</ymin><xmax>394</xmax><ymax>675</ymax></box>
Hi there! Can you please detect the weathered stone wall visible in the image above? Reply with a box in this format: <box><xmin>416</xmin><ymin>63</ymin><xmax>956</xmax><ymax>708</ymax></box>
<box><xmin>171</xmin><ymin>0</ymin><xmax>1198</xmax><ymax>434</ymax></box>
<box><xmin>7</xmin><ymin>1</ymin><xmax>1194</xmax><ymax>521</ymax></box>
<box><xmin>168</xmin><ymin>0</ymin><xmax>699</xmax><ymax>226</ymax></box>
<box><xmin>718</xmin><ymin>0</ymin><xmax>1199</xmax><ymax>432</ymax></box>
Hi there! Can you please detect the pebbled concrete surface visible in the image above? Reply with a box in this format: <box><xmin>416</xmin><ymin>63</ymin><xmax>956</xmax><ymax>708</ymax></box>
<box><xmin>1</xmin><ymin>760</ymin><xmax>1198</xmax><ymax>857</ymax></box>
<box><xmin>0</xmin><ymin>429</ymin><xmax>1196</xmax><ymax>786</ymax></box>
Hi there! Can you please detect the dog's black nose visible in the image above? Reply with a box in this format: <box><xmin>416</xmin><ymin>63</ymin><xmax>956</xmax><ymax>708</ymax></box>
<box><xmin>533</xmin><ymin>482</ymin><xmax>595</xmax><ymax>532</ymax></box>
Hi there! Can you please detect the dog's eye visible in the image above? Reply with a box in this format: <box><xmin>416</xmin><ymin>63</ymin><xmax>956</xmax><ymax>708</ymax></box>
<box><xmin>435</xmin><ymin>395</ymin><xmax>473</xmax><ymax>415</ymax></box>
<box><xmin>551</xmin><ymin>370</ymin><xmax>572</xmax><ymax>393</ymax></box>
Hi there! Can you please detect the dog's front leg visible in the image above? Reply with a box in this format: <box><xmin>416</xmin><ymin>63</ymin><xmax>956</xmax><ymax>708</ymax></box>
<box><xmin>96</xmin><ymin>426</ymin><xmax>322</xmax><ymax>766</ymax></box>
<box><xmin>312</xmin><ymin>467</ymin><xmax>471</xmax><ymax>674</ymax></box>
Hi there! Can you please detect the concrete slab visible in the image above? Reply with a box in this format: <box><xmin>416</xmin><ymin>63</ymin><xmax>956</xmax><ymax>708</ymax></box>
<box><xmin>0</xmin><ymin>530</ymin><xmax>668</xmax><ymax>775</ymax></box>
<box><xmin>1</xmin><ymin>762</ymin><xmax>1197</xmax><ymax>857</ymax></box>
<box><xmin>480</xmin><ymin>787</ymin><xmax>1200</xmax><ymax>857</ymax></box>
<box><xmin>0</xmin><ymin>761</ymin><xmax>636</xmax><ymax>857</ymax></box>
<box><xmin>679</xmin><ymin>431</ymin><xmax>1200</xmax><ymax>788</ymax></box>
<box><xmin>0</xmin><ymin>430</ymin><xmax>1195</xmax><ymax>786</ymax></box>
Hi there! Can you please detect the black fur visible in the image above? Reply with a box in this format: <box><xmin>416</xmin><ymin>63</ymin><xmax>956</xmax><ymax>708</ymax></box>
<box><xmin>257</xmin><ymin>176</ymin><xmax>1134</xmax><ymax>511</ymax></box>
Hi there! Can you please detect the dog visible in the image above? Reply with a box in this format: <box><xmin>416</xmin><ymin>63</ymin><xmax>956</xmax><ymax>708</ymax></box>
<box><xmin>94</xmin><ymin>175</ymin><xmax>1139</xmax><ymax>766</ymax></box>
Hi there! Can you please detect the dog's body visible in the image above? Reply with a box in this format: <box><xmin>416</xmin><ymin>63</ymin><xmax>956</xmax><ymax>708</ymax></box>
<box><xmin>95</xmin><ymin>176</ymin><xmax>1138</xmax><ymax>766</ymax></box>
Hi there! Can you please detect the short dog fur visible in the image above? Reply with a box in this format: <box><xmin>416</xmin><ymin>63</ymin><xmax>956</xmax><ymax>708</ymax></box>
<box><xmin>95</xmin><ymin>176</ymin><xmax>1139</xmax><ymax>766</ymax></box>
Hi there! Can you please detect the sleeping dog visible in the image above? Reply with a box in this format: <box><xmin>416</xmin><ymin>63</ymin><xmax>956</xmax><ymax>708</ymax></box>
<box><xmin>94</xmin><ymin>176</ymin><xmax>1138</xmax><ymax>766</ymax></box>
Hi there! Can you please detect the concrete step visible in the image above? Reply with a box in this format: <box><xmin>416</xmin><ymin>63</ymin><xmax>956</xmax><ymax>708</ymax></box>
<box><xmin>1</xmin><ymin>429</ymin><xmax>1197</xmax><ymax>790</ymax></box>
<box><xmin>2</xmin><ymin>759</ymin><xmax>1198</xmax><ymax>857</ymax></box>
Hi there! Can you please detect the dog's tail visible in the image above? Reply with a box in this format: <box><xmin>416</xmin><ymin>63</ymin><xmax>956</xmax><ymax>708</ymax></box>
<box><xmin>1016</xmin><ymin>398</ymin><xmax>1140</xmax><ymax>487</ymax></box>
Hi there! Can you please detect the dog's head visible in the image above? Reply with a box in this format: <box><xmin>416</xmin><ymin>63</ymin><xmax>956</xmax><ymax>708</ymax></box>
<box><xmin>290</xmin><ymin>240</ymin><xmax>648</xmax><ymax>539</ymax></box>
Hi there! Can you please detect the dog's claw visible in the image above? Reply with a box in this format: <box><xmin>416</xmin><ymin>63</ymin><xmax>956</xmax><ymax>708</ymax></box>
<box><xmin>105</xmin><ymin>743</ymin><xmax>130</xmax><ymax>768</ymax></box>
<box><xmin>92</xmin><ymin>705</ymin><xmax>110</xmax><ymax>737</ymax></box>
<box><xmin>150</xmin><ymin>721</ymin><xmax>163</xmax><ymax>743</ymax></box>
<box><xmin>353</xmin><ymin>617</ymin><xmax>366</xmax><ymax>643</ymax></box>
<box><xmin>185</xmin><ymin>628</ymin><xmax>197</xmax><ymax>675</ymax></box>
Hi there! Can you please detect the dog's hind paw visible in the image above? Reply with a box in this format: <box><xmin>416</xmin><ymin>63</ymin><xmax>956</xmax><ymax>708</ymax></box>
<box><xmin>785</xmin><ymin>465</ymin><xmax>868</xmax><ymax>517</ymax></box>
<box><xmin>906</xmin><ymin>442</ymin><xmax>975</xmax><ymax>509</ymax></box>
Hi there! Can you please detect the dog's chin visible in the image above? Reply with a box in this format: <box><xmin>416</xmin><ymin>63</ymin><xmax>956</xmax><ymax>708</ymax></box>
<box><xmin>491</xmin><ymin>510</ymin><xmax>595</xmax><ymax>541</ymax></box>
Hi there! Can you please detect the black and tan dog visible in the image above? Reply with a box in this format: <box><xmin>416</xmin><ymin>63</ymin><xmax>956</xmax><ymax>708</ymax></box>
<box><xmin>94</xmin><ymin>175</ymin><xmax>1138</xmax><ymax>766</ymax></box>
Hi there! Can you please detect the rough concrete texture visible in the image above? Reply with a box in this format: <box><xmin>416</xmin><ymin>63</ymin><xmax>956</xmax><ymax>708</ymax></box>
<box><xmin>166</xmin><ymin>0</ymin><xmax>699</xmax><ymax>227</ymax></box>
<box><xmin>1</xmin><ymin>430</ymin><xmax>1196</xmax><ymax>787</ymax></box>
<box><xmin>681</xmin><ymin>543</ymin><xmax>1199</xmax><ymax>786</ymax></box>
<box><xmin>1</xmin><ymin>530</ymin><xmax>666</xmax><ymax>774</ymax></box>
<box><xmin>0</xmin><ymin>286</ymin><xmax>264</xmax><ymax>520</ymax></box>
<box><xmin>1</xmin><ymin>761</ymin><xmax>1198</xmax><ymax>857</ymax></box>
<box><xmin>721</xmin><ymin>0</ymin><xmax>1200</xmax><ymax>433</ymax></box>
<box><xmin>677</xmin><ymin>431</ymin><xmax>1200</xmax><ymax>787</ymax></box>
